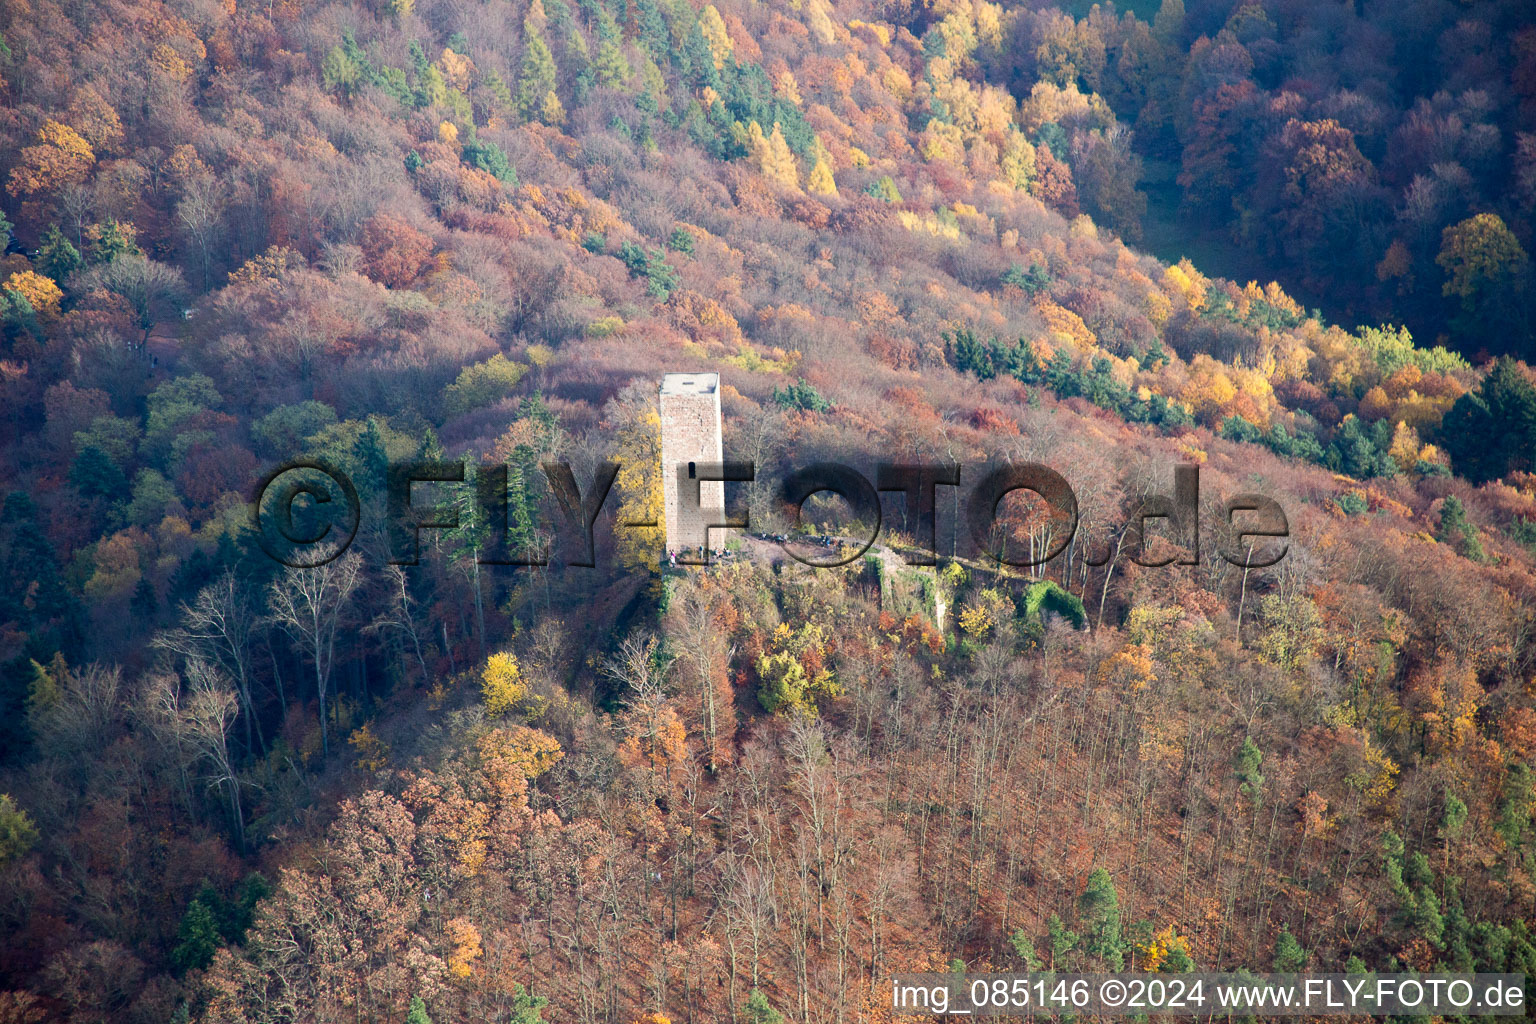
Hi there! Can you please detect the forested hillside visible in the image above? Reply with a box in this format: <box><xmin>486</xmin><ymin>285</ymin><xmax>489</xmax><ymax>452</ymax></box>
<box><xmin>1</xmin><ymin>0</ymin><xmax>1536</xmax><ymax>1022</ymax></box>
<box><xmin>1093</xmin><ymin>0</ymin><xmax>1536</xmax><ymax>358</ymax></box>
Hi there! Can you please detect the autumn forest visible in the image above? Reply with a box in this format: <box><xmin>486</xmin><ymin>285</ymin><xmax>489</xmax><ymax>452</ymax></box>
<box><xmin>2</xmin><ymin>0</ymin><xmax>1536</xmax><ymax>1022</ymax></box>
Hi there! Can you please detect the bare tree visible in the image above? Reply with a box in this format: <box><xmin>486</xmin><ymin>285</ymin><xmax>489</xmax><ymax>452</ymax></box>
<box><xmin>600</xmin><ymin>630</ymin><xmax>670</xmax><ymax>704</ymax></box>
<box><xmin>672</xmin><ymin>585</ymin><xmax>730</xmax><ymax>771</ymax></box>
<box><xmin>602</xmin><ymin>630</ymin><xmax>673</xmax><ymax>786</ymax></box>
<box><xmin>727</xmin><ymin>404</ymin><xmax>786</xmax><ymax>530</ymax></box>
<box><xmin>153</xmin><ymin>570</ymin><xmax>263</xmax><ymax>752</ymax></box>
<box><xmin>149</xmin><ymin>660</ymin><xmax>246</xmax><ymax>852</ymax></box>
<box><xmin>276</xmin><ymin>305</ymin><xmax>336</xmax><ymax>381</ymax></box>
<box><xmin>266</xmin><ymin>550</ymin><xmax>362</xmax><ymax>757</ymax></box>
<box><xmin>363</xmin><ymin>563</ymin><xmax>431</xmax><ymax>686</ymax></box>
<box><xmin>31</xmin><ymin>662</ymin><xmax>123</xmax><ymax>756</ymax></box>
<box><xmin>177</xmin><ymin>174</ymin><xmax>227</xmax><ymax>291</ymax></box>
<box><xmin>721</xmin><ymin>858</ymin><xmax>775</xmax><ymax>989</ymax></box>
<box><xmin>92</xmin><ymin>254</ymin><xmax>187</xmax><ymax>344</ymax></box>
<box><xmin>59</xmin><ymin>184</ymin><xmax>93</xmax><ymax>250</ymax></box>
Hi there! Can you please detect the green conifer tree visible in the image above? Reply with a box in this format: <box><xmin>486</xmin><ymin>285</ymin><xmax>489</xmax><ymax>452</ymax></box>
<box><xmin>516</xmin><ymin>26</ymin><xmax>560</xmax><ymax>122</ymax></box>
<box><xmin>745</xmin><ymin>989</ymin><xmax>786</xmax><ymax>1024</ymax></box>
<box><xmin>1078</xmin><ymin>868</ymin><xmax>1125</xmax><ymax>969</ymax></box>
<box><xmin>1234</xmin><ymin>735</ymin><xmax>1265</xmax><ymax>808</ymax></box>
<box><xmin>171</xmin><ymin>899</ymin><xmax>222</xmax><ymax>972</ymax></box>
<box><xmin>1436</xmin><ymin>496</ymin><xmax>1485</xmax><ymax>562</ymax></box>
<box><xmin>1272</xmin><ymin>928</ymin><xmax>1307</xmax><ymax>972</ymax></box>
<box><xmin>38</xmin><ymin>224</ymin><xmax>82</xmax><ymax>281</ymax></box>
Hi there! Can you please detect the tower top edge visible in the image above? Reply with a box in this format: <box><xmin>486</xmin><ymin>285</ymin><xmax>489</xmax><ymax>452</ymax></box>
<box><xmin>659</xmin><ymin>372</ymin><xmax>720</xmax><ymax>396</ymax></box>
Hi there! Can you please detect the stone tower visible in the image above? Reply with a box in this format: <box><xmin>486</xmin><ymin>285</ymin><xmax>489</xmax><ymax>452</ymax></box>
<box><xmin>659</xmin><ymin>372</ymin><xmax>724</xmax><ymax>553</ymax></box>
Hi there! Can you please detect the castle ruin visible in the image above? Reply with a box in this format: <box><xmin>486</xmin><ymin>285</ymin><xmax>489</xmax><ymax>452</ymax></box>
<box><xmin>659</xmin><ymin>373</ymin><xmax>725</xmax><ymax>554</ymax></box>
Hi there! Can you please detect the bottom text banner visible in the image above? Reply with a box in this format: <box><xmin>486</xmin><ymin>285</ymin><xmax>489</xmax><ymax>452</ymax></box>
<box><xmin>887</xmin><ymin>972</ymin><xmax>1528</xmax><ymax>1017</ymax></box>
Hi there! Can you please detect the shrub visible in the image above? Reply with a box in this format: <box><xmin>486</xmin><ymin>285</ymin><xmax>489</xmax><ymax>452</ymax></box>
<box><xmin>772</xmin><ymin>378</ymin><xmax>830</xmax><ymax>412</ymax></box>
<box><xmin>668</xmin><ymin>227</ymin><xmax>695</xmax><ymax>254</ymax></box>
<box><xmin>443</xmin><ymin>354</ymin><xmax>528</xmax><ymax>415</ymax></box>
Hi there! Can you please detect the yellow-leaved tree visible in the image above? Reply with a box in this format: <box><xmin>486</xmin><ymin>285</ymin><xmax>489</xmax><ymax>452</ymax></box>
<box><xmin>614</xmin><ymin>400</ymin><xmax>664</xmax><ymax>573</ymax></box>
<box><xmin>698</xmin><ymin>4</ymin><xmax>733</xmax><ymax>70</ymax></box>
<box><xmin>1000</xmin><ymin>132</ymin><xmax>1038</xmax><ymax>190</ymax></box>
<box><xmin>806</xmin><ymin>138</ymin><xmax>836</xmax><ymax>195</ymax></box>
<box><xmin>445</xmin><ymin>917</ymin><xmax>484</xmax><ymax>978</ymax></box>
<box><xmin>477</xmin><ymin>726</ymin><xmax>563</xmax><ymax>793</ymax></box>
<box><xmin>481</xmin><ymin>651</ymin><xmax>528</xmax><ymax>717</ymax></box>
<box><xmin>539</xmin><ymin>89</ymin><xmax>566</xmax><ymax>126</ymax></box>
<box><xmin>3</xmin><ymin>271</ymin><xmax>63</xmax><ymax>319</ymax></box>
<box><xmin>1436</xmin><ymin>212</ymin><xmax>1531</xmax><ymax>322</ymax></box>
<box><xmin>7</xmin><ymin>120</ymin><xmax>95</xmax><ymax>200</ymax></box>
<box><xmin>1140</xmin><ymin>924</ymin><xmax>1194</xmax><ymax>972</ymax></box>
<box><xmin>748</xmin><ymin>121</ymin><xmax>799</xmax><ymax>189</ymax></box>
<box><xmin>807</xmin><ymin>156</ymin><xmax>836</xmax><ymax>195</ymax></box>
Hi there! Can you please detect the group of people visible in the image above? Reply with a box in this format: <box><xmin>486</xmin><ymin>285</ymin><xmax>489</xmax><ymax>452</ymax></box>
<box><xmin>666</xmin><ymin>545</ymin><xmax>733</xmax><ymax>566</ymax></box>
<box><xmin>754</xmin><ymin>532</ymin><xmax>838</xmax><ymax>548</ymax></box>
<box><xmin>663</xmin><ymin>533</ymin><xmax>841</xmax><ymax>566</ymax></box>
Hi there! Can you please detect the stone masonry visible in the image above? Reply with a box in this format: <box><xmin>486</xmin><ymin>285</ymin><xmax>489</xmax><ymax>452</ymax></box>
<box><xmin>659</xmin><ymin>373</ymin><xmax>725</xmax><ymax>554</ymax></box>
